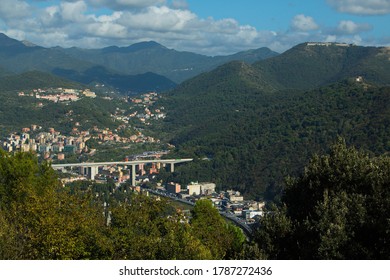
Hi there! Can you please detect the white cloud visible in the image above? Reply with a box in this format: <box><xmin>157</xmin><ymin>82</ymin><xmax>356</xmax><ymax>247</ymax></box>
<box><xmin>88</xmin><ymin>0</ymin><xmax>166</xmax><ymax>9</ymax></box>
<box><xmin>85</xmin><ymin>21</ymin><xmax>127</xmax><ymax>38</ymax></box>
<box><xmin>336</xmin><ymin>20</ymin><xmax>372</xmax><ymax>34</ymax></box>
<box><xmin>118</xmin><ymin>6</ymin><xmax>197</xmax><ymax>32</ymax></box>
<box><xmin>0</xmin><ymin>0</ymin><xmax>31</xmax><ymax>20</ymax></box>
<box><xmin>171</xmin><ymin>0</ymin><xmax>189</xmax><ymax>10</ymax></box>
<box><xmin>327</xmin><ymin>0</ymin><xmax>390</xmax><ymax>15</ymax></box>
<box><xmin>291</xmin><ymin>14</ymin><xmax>319</xmax><ymax>31</ymax></box>
<box><xmin>60</xmin><ymin>1</ymin><xmax>89</xmax><ymax>23</ymax></box>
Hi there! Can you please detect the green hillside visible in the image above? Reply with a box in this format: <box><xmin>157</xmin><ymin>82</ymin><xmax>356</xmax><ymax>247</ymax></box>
<box><xmin>155</xmin><ymin>46</ymin><xmax>390</xmax><ymax>199</ymax></box>
<box><xmin>0</xmin><ymin>69</ymin><xmax>120</xmax><ymax>135</ymax></box>
<box><xmin>0</xmin><ymin>88</ymin><xmax>121</xmax><ymax>135</ymax></box>
<box><xmin>0</xmin><ymin>71</ymin><xmax>82</xmax><ymax>91</ymax></box>
<box><xmin>52</xmin><ymin>66</ymin><xmax>177</xmax><ymax>93</ymax></box>
<box><xmin>253</xmin><ymin>43</ymin><xmax>390</xmax><ymax>89</ymax></box>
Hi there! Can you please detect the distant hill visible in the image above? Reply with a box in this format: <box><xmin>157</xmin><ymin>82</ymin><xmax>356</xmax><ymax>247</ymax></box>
<box><xmin>0</xmin><ymin>71</ymin><xmax>83</xmax><ymax>91</ymax></box>
<box><xmin>0</xmin><ymin>34</ymin><xmax>93</xmax><ymax>73</ymax></box>
<box><xmin>155</xmin><ymin>43</ymin><xmax>390</xmax><ymax>199</ymax></box>
<box><xmin>0</xmin><ymin>33</ymin><xmax>42</xmax><ymax>54</ymax></box>
<box><xmin>57</xmin><ymin>41</ymin><xmax>279</xmax><ymax>83</ymax></box>
<box><xmin>0</xmin><ymin>65</ymin><xmax>12</xmax><ymax>77</ymax></box>
<box><xmin>52</xmin><ymin>66</ymin><xmax>177</xmax><ymax>93</ymax></box>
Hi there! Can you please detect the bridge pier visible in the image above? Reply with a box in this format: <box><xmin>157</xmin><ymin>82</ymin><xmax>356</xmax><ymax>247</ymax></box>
<box><xmin>79</xmin><ymin>166</ymin><xmax>98</xmax><ymax>180</ymax></box>
<box><xmin>139</xmin><ymin>163</ymin><xmax>145</xmax><ymax>175</ymax></box>
<box><xmin>87</xmin><ymin>166</ymin><xmax>98</xmax><ymax>180</ymax></box>
<box><xmin>131</xmin><ymin>164</ymin><xmax>136</xmax><ymax>186</ymax></box>
<box><xmin>170</xmin><ymin>163</ymin><xmax>175</xmax><ymax>172</ymax></box>
<box><xmin>79</xmin><ymin>166</ymin><xmax>87</xmax><ymax>176</ymax></box>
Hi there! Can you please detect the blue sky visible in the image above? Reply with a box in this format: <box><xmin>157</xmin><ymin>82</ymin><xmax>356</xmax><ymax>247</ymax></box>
<box><xmin>0</xmin><ymin>0</ymin><xmax>388</xmax><ymax>55</ymax></box>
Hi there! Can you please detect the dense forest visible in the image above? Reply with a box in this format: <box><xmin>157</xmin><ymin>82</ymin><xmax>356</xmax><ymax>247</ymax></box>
<box><xmin>155</xmin><ymin>78</ymin><xmax>390</xmax><ymax>200</ymax></box>
<box><xmin>150</xmin><ymin>44</ymin><xmax>390</xmax><ymax>200</ymax></box>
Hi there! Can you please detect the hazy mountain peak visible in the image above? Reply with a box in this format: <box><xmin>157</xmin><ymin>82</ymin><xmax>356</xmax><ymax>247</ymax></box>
<box><xmin>0</xmin><ymin>33</ymin><xmax>24</xmax><ymax>47</ymax></box>
<box><xmin>102</xmin><ymin>41</ymin><xmax>166</xmax><ymax>54</ymax></box>
<box><xmin>123</xmin><ymin>41</ymin><xmax>167</xmax><ymax>53</ymax></box>
<box><xmin>21</xmin><ymin>40</ymin><xmax>37</xmax><ymax>47</ymax></box>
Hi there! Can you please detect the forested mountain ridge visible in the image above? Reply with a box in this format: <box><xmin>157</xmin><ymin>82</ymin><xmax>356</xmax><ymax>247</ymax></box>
<box><xmin>156</xmin><ymin>43</ymin><xmax>390</xmax><ymax>199</ymax></box>
<box><xmin>253</xmin><ymin>43</ymin><xmax>390</xmax><ymax>89</ymax></box>
<box><xmin>0</xmin><ymin>71</ymin><xmax>83</xmax><ymax>92</ymax></box>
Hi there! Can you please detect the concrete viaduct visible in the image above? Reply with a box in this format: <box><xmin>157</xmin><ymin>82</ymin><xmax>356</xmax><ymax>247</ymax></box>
<box><xmin>52</xmin><ymin>158</ymin><xmax>193</xmax><ymax>186</ymax></box>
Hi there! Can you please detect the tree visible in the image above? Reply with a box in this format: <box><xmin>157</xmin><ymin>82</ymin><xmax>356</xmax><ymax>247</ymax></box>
<box><xmin>190</xmin><ymin>199</ymin><xmax>245</xmax><ymax>259</ymax></box>
<box><xmin>0</xmin><ymin>151</ymin><xmax>111</xmax><ymax>259</ymax></box>
<box><xmin>109</xmin><ymin>194</ymin><xmax>212</xmax><ymax>259</ymax></box>
<box><xmin>254</xmin><ymin>139</ymin><xmax>390</xmax><ymax>259</ymax></box>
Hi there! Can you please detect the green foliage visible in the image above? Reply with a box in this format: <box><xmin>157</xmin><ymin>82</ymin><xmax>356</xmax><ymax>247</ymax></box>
<box><xmin>109</xmin><ymin>195</ymin><xmax>213</xmax><ymax>259</ymax></box>
<box><xmin>191</xmin><ymin>199</ymin><xmax>246</xmax><ymax>259</ymax></box>
<box><xmin>0</xmin><ymin>150</ymin><xmax>111</xmax><ymax>259</ymax></box>
<box><xmin>254</xmin><ymin>139</ymin><xmax>390</xmax><ymax>259</ymax></box>
<box><xmin>0</xmin><ymin>151</ymin><xmax>247</xmax><ymax>260</ymax></box>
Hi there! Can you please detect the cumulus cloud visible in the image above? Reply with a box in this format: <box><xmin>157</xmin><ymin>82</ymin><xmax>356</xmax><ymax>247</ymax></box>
<box><xmin>29</xmin><ymin>3</ymin><xmax>279</xmax><ymax>54</ymax></box>
<box><xmin>336</xmin><ymin>20</ymin><xmax>372</xmax><ymax>35</ymax></box>
<box><xmin>327</xmin><ymin>0</ymin><xmax>390</xmax><ymax>15</ymax></box>
<box><xmin>291</xmin><ymin>14</ymin><xmax>319</xmax><ymax>31</ymax></box>
<box><xmin>171</xmin><ymin>0</ymin><xmax>189</xmax><ymax>10</ymax></box>
<box><xmin>0</xmin><ymin>0</ymin><xmax>31</xmax><ymax>20</ymax></box>
<box><xmin>118</xmin><ymin>6</ymin><xmax>197</xmax><ymax>32</ymax></box>
<box><xmin>60</xmin><ymin>1</ymin><xmax>89</xmax><ymax>23</ymax></box>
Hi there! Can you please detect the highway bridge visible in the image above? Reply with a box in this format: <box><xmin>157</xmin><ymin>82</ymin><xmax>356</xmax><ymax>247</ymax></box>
<box><xmin>52</xmin><ymin>158</ymin><xmax>193</xmax><ymax>185</ymax></box>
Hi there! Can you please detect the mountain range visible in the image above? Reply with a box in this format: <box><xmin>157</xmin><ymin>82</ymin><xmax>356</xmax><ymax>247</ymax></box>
<box><xmin>0</xmin><ymin>33</ymin><xmax>278</xmax><ymax>92</ymax></box>
<box><xmin>60</xmin><ymin>41</ymin><xmax>278</xmax><ymax>83</ymax></box>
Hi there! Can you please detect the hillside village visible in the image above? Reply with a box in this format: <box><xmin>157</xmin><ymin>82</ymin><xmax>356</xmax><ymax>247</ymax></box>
<box><xmin>1</xmin><ymin>90</ymin><xmax>167</xmax><ymax>160</ymax></box>
<box><xmin>18</xmin><ymin>87</ymin><xmax>96</xmax><ymax>104</ymax></box>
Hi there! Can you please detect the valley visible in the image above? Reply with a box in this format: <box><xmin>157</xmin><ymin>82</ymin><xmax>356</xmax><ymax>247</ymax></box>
<box><xmin>0</xmin><ymin>33</ymin><xmax>389</xmax><ymax>260</ymax></box>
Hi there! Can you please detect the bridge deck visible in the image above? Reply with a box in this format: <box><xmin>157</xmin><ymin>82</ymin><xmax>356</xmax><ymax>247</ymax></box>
<box><xmin>51</xmin><ymin>158</ymin><xmax>193</xmax><ymax>169</ymax></box>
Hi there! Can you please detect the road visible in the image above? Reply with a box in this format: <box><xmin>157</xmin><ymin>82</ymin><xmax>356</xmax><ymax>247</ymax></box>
<box><xmin>143</xmin><ymin>187</ymin><xmax>254</xmax><ymax>238</ymax></box>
